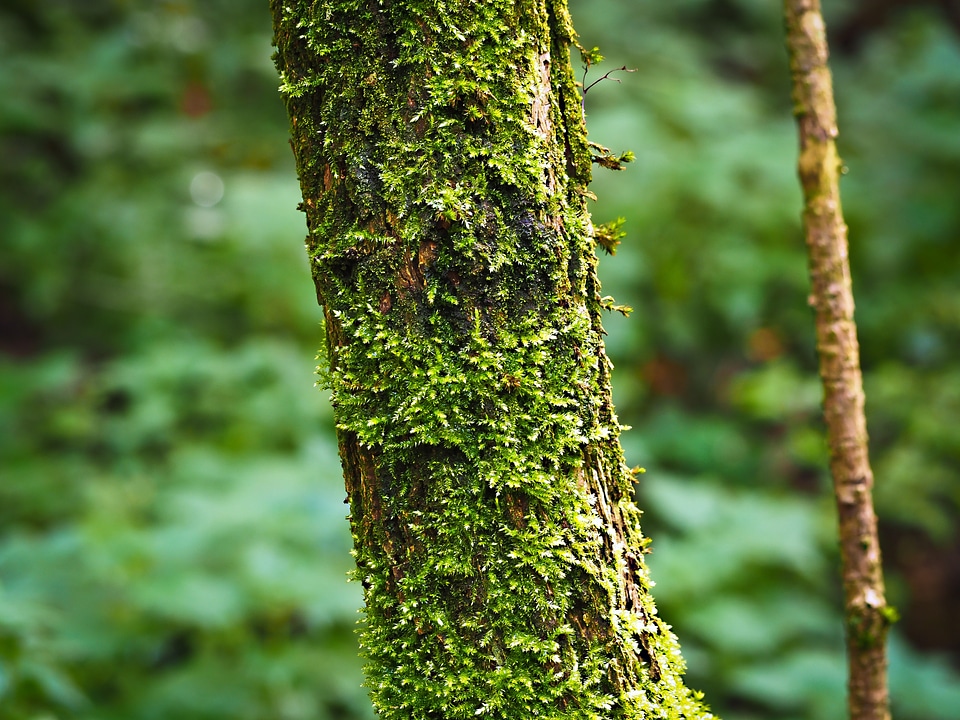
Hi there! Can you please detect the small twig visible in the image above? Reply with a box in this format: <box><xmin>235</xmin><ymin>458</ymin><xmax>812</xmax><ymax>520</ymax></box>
<box><xmin>574</xmin><ymin>43</ymin><xmax>636</xmax><ymax>111</ymax></box>
<box><xmin>583</xmin><ymin>65</ymin><xmax>635</xmax><ymax>96</ymax></box>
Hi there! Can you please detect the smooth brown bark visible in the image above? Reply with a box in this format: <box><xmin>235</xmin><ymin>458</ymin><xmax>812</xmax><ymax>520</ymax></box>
<box><xmin>784</xmin><ymin>3</ymin><xmax>892</xmax><ymax>720</ymax></box>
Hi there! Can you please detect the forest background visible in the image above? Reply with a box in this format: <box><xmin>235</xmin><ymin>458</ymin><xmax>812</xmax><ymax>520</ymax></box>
<box><xmin>1</xmin><ymin>1</ymin><xmax>959</xmax><ymax>719</ymax></box>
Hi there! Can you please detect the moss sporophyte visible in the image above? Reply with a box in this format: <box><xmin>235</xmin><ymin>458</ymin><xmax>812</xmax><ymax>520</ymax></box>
<box><xmin>272</xmin><ymin>0</ymin><xmax>713</xmax><ymax>717</ymax></box>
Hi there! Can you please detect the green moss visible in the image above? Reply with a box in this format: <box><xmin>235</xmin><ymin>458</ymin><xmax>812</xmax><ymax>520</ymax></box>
<box><xmin>272</xmin><ymin>0</ymin><xmax>713</xmax><ymax>717</ymax></box>
<box><xmin>847</xmin><ymin>603</ymin><xmax>898</xmax><ymax>651</ymax></box>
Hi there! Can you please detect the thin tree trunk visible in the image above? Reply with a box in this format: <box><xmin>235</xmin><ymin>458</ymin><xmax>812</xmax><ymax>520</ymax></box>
<box><xmin>271</xmin><ymin>1</ymin><xmax>712</xmax><ymax>717</ymax></box>
<box><xmin>783</xmin><ymin>3</ymin><xmax>893</xmax><ymax>719</ymax></box>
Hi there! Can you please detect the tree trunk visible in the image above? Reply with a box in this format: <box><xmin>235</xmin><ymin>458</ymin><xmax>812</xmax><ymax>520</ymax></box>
<box><xmin>271</xmin><ymin>1</ymin><xmax>711</xmax><ymax>717</ymax></box>
<box><xmin>783</xmin><ymin>3</ymin><xmax>893</xmax><ymax>720</ymax></box>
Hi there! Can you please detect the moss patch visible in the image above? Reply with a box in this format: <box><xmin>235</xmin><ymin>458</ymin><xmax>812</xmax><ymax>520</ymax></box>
<box><xmin>272</xmin><ymin>0</ymin><xmax>713</xmax><ymax>717</ymax></box>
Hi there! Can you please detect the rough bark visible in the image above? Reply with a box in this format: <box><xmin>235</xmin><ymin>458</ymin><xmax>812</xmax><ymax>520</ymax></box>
<box><xmin>271</xmin><ymin>1</ymin><xmax>712</xmax><ymax>718</ymax></box>
<box><xmin>784</xmin><ymin>3</ymin><xmax>893</xmax><ymax>719</ymax></box>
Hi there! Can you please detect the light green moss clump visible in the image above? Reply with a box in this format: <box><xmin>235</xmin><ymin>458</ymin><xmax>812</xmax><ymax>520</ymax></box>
<box><xmin>272</xmin><ymin>0</ymin><xmax>713</xmax><ymax>717</ymax></box>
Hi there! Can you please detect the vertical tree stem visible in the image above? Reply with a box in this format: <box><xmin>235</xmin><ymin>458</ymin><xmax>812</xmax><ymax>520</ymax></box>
<box><xmin>783</xmin><ymin>3</ymin><xmax>892</xmax><ymax>719</ymax></box>
<box><xmin>271</xmin><ymin>1</ymin><xmax>712</xmax><ymax>717</ymax></box>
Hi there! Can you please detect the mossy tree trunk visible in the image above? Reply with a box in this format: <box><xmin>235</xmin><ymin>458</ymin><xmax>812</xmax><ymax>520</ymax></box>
<box><xmin>271</xmin><ymin>1</ymin><xmax>711</xmax><ymax>717</ymax></box>
<box><xmin>784</xmin><ymin>2</ymin><xmax>892</xmax><ymax>719</ymax></box>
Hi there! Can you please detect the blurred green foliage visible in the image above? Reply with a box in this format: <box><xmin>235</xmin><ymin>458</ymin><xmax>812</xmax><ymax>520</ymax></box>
<box><xmin>0</xmin><ymin>1</ymin><xmax>958</xmax><ymax>719</ymax></box>
<box><xmin>0</xmin><ymin>2</ymin><xmax>368</xmax><ymax>718</ymax></box>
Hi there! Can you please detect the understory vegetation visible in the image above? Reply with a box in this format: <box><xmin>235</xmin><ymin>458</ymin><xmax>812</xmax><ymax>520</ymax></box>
<box><xmin>1</xmin><ymin>1</ymin><xmax>958</xmax><ymax>718</ymax></box>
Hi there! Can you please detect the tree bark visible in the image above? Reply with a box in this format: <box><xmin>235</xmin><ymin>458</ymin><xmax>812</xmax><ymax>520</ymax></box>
<box><xmin>783</xmin><ymin>3</ymin><xmax>893</xmax><ymax>720</ymax></box>
<box><xmin>271</xmin><ymin>1</ymin><xmax>712</xmax><ymax>717</ymax></box>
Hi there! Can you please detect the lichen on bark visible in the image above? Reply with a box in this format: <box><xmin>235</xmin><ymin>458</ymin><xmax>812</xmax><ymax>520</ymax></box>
<box><xmin>271</xmin><ymin>1</ymin><xmax>712</xmax><ymax>717</ymax></box>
